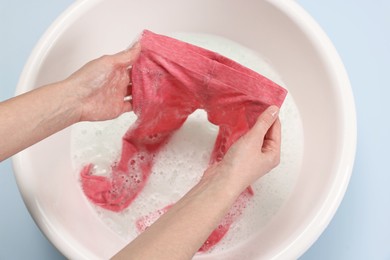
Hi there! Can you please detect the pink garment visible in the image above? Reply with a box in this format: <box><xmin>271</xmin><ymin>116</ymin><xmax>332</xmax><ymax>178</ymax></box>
<box><xmin>81</xmin><ymin>30</ymin><xmax>287</xmax><ymax>250</ymax></box>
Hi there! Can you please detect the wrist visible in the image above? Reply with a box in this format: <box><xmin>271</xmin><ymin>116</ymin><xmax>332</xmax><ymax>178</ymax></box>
<box><xmin>50</xmin><ymin>80</ymin><xmax>83</xmax><ymax>125</ymax></box>
<box><xmin>201</xmin><ymin>163</ymin><xmax>247</xmax><ymax>202</ymax></box>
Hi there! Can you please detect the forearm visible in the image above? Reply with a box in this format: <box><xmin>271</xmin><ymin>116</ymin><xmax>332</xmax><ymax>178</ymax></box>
<box><xmin>112</xmin><ymin>166</ymin><xmax>244</xmax><ymax>260</ymax></box>
<box><xmin>0</xmin><ymin>47</ymin><xmax>139</xmax><ymax>162</ymax></box>
<box><xmin>0</xmin><ymin>81</ymin><xmax>80</xmax><ymax>161</ymax></box>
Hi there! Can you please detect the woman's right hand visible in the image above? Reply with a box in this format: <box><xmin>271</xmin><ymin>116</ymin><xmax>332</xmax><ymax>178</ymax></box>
<box><xmin>205</xmin><ymin>105</ymin><xmax>281</xmax><ymax>193</ymax></box>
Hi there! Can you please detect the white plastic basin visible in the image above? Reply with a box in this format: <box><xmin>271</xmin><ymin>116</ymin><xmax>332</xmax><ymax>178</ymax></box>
<box><xmin>13</xmin><ymin>0</ymin><xmax>356</xmax><ymax>259</ymax></box>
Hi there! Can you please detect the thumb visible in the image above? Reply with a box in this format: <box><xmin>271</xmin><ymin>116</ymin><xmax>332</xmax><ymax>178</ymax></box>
<box><xmin>114</xmin><ymin>41</ymin><xmax>141</xmax><ymax>67</ymax></box>
<box><xmin>248</xmin><ymin>105</ymin><xmax>279</xmax><ymax>141</ymax></box>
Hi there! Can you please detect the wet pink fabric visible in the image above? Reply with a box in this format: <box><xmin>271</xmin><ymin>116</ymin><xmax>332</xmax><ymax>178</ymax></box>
<box><xmin>81</xmin><ymin>30</ymin><xmax>287</xmax><ymax>250</ymax></box>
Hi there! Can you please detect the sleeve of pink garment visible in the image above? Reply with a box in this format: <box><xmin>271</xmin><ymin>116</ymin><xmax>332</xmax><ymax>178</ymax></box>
<box><xmin>80</xmin><ymin>30</ymin><xmax>287</xmax><ymax>252</ymax></box>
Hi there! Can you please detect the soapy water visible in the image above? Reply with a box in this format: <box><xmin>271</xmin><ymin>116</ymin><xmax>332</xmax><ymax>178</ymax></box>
<box><xmin>71</xmin><ymin>33</ymin><xmax>303</xmax><ymax>254</ymax></box>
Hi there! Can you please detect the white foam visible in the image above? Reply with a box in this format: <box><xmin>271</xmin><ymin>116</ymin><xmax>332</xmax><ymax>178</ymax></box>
<box><xmin>70</xmin><ymin>33</ymin><xmax>304</xmax><ymax>253</ymax></box>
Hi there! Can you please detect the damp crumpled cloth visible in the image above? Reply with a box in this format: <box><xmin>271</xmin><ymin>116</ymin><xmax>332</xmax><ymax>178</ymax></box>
<box><xmin>80</xmin><ymin>30</ymin><xmax>287</xmax><ymax>251</ymax></box>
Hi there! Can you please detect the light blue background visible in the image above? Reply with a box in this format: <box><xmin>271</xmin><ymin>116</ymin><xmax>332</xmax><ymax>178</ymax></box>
<box><xmin>1</xmin><ymin>1</ymin><xmax>389</xmax><ymax>259</ymax></box>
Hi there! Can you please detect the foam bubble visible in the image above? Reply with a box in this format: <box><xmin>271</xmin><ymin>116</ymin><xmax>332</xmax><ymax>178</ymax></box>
<box><xmin>70</xmin><ymin>33</ymin><xmax>304</xmax><ymax>254</ymax></box>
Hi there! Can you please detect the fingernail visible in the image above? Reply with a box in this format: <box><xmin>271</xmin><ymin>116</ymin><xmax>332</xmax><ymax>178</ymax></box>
<box><xmin>269</xmin><ymin>106</ymin><xmax>279</xmax><ymax>117</ymax></box>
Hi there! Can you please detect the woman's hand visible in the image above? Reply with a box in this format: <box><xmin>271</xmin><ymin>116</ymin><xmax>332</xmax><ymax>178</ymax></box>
<box><xmin>205</xmin><ymin>105</ymin><xmax>281</xmax><ymax>193</ymax></box>
<box><xmin>66</xmin><ymin>43</ymin><xmax>141</xmax><ymax>122</ymax></box>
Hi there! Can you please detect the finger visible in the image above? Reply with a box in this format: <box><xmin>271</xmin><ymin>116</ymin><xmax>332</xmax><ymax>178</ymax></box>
<box><xmin>248</xmin><ymin>105</ymin><xmax>279</xmax><ymax>142</ymax></box>
<box><xmin>114</xmin><ymin>41</ymin><xmax>141</xmax><ymax>66</ymax></box>
<box><xmin>127</xmin><ymin>85</ymin><xmax>133</xmax><ymax>96</ymax></box>
<box><xmin>262</xmin><ymin>117</ymin><xmax>281</xmax><ymax>154</ymax></box>
<box><xmin>126</xmin><ymin>79</ymin><xmax>133</xmax><ymax>96</ymax></box>
<box><xmin>122</xmin><ymin>99</ymin><xmax>133</xmax><ymax>113</ymax></box>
